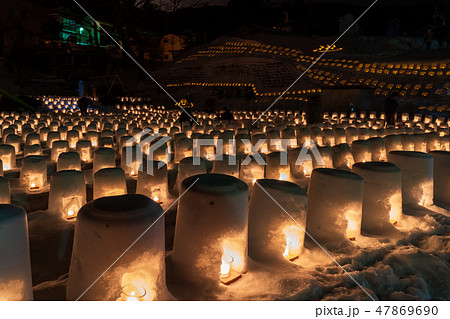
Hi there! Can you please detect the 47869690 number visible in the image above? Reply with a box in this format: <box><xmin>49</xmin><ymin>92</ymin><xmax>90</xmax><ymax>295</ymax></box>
<box><xmin>376</xmin><ymin>305</ymin><xmax>438</xmax><ymax>316</ymax></box>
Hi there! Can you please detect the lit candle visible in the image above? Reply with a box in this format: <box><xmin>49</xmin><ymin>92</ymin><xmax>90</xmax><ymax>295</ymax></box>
<box><xmin>220</xmin><ymin>254</ymin><xmax>233</xmax><ymax>279</ymax></box>
<box><xmin>29</xmin><ymin>181</ymin><xmax>38</xmax><ymax>190</ymax></box>
<box><xmin>121</xmin><ymin>284</ymin><xmax>146</xmax><ymax>301</ymax></box>
<box><xmin>346</xmin><ymin>218</ymin><xmax>358</xmax><ymax>241</ymax></box>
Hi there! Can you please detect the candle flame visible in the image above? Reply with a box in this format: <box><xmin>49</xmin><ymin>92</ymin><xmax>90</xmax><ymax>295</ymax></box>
<box><xmin>282</xmin><ymin>226</ymin><xmax>302</xmax><ymax>261</ymax></box>
<box><xmin>220</xmin><ymin>254</ymin><xmax>233</xmax><ymax>278</ymax></box>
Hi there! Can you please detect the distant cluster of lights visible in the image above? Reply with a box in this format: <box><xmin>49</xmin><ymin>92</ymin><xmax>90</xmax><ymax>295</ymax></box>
<box><xmin>174</xmin><ymin>39</ymin><xmax>450</xmax><ymax>101</ymax></box>
<box><xmin>166</xmin><ymin>82</ymin><xmax>319</xmax><ymax>103</ymax></box>
<box><xmin>39</xmin><ymin>96</ymin><xmax>79</xmax><ymax>112</ymax></box>
<box><xmin>313</xmin><ymin>44</ymin><xmax>343</xmax><ymax>53</ymax></box>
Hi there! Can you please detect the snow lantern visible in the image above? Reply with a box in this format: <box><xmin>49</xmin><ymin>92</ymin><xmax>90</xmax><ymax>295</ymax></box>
<box><xmin>0</xmin><ymin>144</ymin><xmax>15</xmax><ymax>171</ymax></box>
<box><xmin>93</xmin><ymin>147</ymin><xmax>116</xmax><ymax>174</ymax></box>
<box><xmin>48</xmin><ymin>170</ymin><xmax>86</xmax><ymax>219</ymax></box>
<box><xmin>388</xmin><ymin>151</ymin><xmax>433</xmax><ymax>207</ymax></box>
<box><xmin>331</xmin><ymin>143</ymin><xmax>354</xmax><ymax>170</ymax></box>
<box><xmin>211</xmin><ymin>155</ymin><xmax>239</xmax><ymax>178</ymax></box>
<box><xmin>67</xmin><ymin>130</ymin><xmax>80</xmax><ymax>148</ymax></box>
<box><xmin>351</xmin><ymin>140</ymin><xmax>372</xmax><ymax>163</ymax></box>
<box><xmin>76</xmin><ymin>140</ymin><xmax>93</xmax><ymax>163</ymax></box>
<box><xmin>20</xmin><ymin>155</ymin><xmax>47</xmax><ymax>192</ymax></box>
<box><xmin>312</xmin><ymin>146</ymin><xmax>333</xmax><ymax>169</ymax></box>
<box><xmin>384</xmin><ymin>134</ymin><xmax>403</xmax><ymax>154</ymax></box>
<box><xmin>345</xmin><ymin>127</ymin><xmax>358</xmax><ymax>144</ymax></box>
<box><xmin>248</xmin><ymin>179</ymin><xmax>307</xmax><ymax>262</ymax></box>
<box><xmin>51</xmin><ymin>140</ymin><xmax>70</xmax><ymax>162</ymax></box>
<box><xmin>171</xmin><ymin>174</ymin><xmax>248</xmax><ymax>286</ymax></box>
<box><xmin>176</xmin><ymin>156</ymin><xmax>206</xmax><ymax>193</ymax></box>
<box><xmin>174</xmin><ymin>137</ymin><xmax>193</xmax><ymax>163</ymax></box>
<box><xmin>46</xmin><ymin>131</ymin><xmax>60</xmax><ymax>148</ymax></box>
<box><xmin>4</xmin><ymin>134</ymin><xmax>21</xmax><ymax>154</ymax></box>
<box><xmin>368</xmin><ymin>137</ymin><xmax>387</xmax><ymax>161</ymax></box>
<box><xmin>352</xmin><ymin>162</ymin><xmax>402</xmax><ymax>234</ymax></box>
<box><xmin>266</xmin><ymin>151</ymin><xmax>289</xmax><ymax>181</ymax></box>
<box><xmin>67</xmin><ymin>194</ymin><xmax>167</xmax><ymax>300</ymax></box>
<box><xmin>136</xmin><ymin>161</ymin><xmax>169</xmax><ymax>205</ymax></box>
<box><xmin>121</xmin><ymin>145</ymin><xmax>142</xmax><ymax>177</ymax></box>
<box><xmin>93</xmin><ymin>167</ymin><xmax>127</xmax><ymax>199</ymax></box>
<box><xmin>426</xmin><ymin>132</ymin><xmax>440</xmax><ymax>152</ymax></box>
<box><xmin>25</xmin><ymin>132</ymin><xmax>40</xmax><ymax>146</ymax></box>
<box><xmin>400</xmin><ymin>134</ymin><xmax>415</xmax><ymax>151</ymax></box>
<box><xmin>24</xmin><ymin>144</ymin><xmax>43</xmax><ymax>157</ymax></box>
<box><xmin>305</xmin><ymin>168</ymin><xmax>363</xmax><ymax>244</ymax></box>
<box><xmin>57</xmin><ymin>151</ymin><xmax>82</xmax><ymax>171</ymax></box>
<box><xmin>413</xmin><ymin>134</ymin><xmax>427</xmax><ymax>152</ymax></box>
<box><xmin>429</xmin><ymin>151</ymin><xmax>450</xmax><ymax>207</ymax></box>
<box><xmin>0</xmin><ymin>176</ymin><xmax>10</xmax><ymax>204</ymax></box>
<box><xmin>239</xmin><ymin>155</ymin><xmax>265</xmax><ymax>192</ymax></box>
<box><xmin>334</xmin><ymin>128</ymin><xmax>346</xmax><ymax>144</ymax></box>
<box><xmin>0</xmin><ymin>204</ymin><xmax>33</xmax><ymax>300</ymax></box>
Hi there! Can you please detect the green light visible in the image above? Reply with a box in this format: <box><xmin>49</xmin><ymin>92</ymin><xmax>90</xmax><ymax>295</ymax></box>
<box><xmin>79</xmin><ymin>27</ymin><xmax>84</xmax><ymax>33</ymax></box>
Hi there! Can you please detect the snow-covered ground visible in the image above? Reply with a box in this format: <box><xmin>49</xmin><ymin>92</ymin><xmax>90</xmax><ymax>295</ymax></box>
<box><xmin>30</xmin><ymin>201</ymin><xmax>449</xmax><ymax>301</ymax></box>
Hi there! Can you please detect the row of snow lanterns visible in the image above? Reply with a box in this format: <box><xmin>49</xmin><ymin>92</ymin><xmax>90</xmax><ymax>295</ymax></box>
<box><xmin>0</xmin><ymin>106</ymin><xmax>449</xmax><ymax>300</ymax></box>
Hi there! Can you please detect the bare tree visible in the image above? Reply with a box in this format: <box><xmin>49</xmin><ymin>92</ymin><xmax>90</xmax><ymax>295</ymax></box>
<box><xmin>151</xmin><ymin>0</ymin><xmax>204</xmax><ymax>12</ymax></box>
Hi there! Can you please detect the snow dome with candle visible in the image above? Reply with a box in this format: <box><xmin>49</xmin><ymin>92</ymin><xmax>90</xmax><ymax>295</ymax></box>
<box><xmin>170</xmin><ymin>174</ymin><xmax>248</xmax><ymax>287</ymax></box>
<box><xmin>248</xmin><ymin>179</ymin><xmax>307</xmax><ymax>262</ymax></box>
<box><xmin>67</xmin><ymin>194</ymin><xmax>168</xmax><ymax>300</ymax></box>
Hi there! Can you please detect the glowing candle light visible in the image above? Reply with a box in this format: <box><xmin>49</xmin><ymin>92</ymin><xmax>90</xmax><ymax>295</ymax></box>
<box><xmin>282</xmin><ymin>226</ymin><xmax>302</xmax><ymax>261</ymax></box>
<box><xmin>121</xmin><ymin>284</ymin><xmax>146</xmax><ymax>301</ymax></box>
<box><xmin>346</xmin><ymin>218</ymin><xmax>358</xmax><ymax>241</ymax></box>
<box><xmin>220</xmin><ymin>254</ymin><xmax>233</xmax><ymax>279</ymax></box>
<box><xmin>279</xmin><ymin>172</ymin><xmax>288</xmax><ymax>181</ymax></box>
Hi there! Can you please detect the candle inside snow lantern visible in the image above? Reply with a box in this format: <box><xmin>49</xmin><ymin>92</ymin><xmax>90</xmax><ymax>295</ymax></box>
<box><xmin>352</xmin><ymin>162</ymin><xmax>402</xmax><ymax>234</ymax></box>
<box><xmin>239</xmin><ymin>156</ymin><xmax>265</xmax><ymax>192</ymax></box>
<box><xmin>171</xmin><ymin>174</ymin><xmax>248</xmax><ymax>286</ymax></box>
<box><xmin>331</xmin><ymin>143</ymin><xmax>354</xmax><ymax>170</ymax></box>
<box><xmin>121</xmin><ymin>145</ymin><xmax>142</xmax><ymax>177</ymax></box>
<box><xmin>0</xmin><ymin>144</ymin><xmax>15</xmax><ymax>170</ymax></box>
<box><xmin>219</xmin><ymin>254</ymin><xmax>233</xmax><ymax>278</ymax></box>
<box><xmin>248</xmin><ymin>179</ymin><xmax>307</xmax><ymax>262</ymax></box>
<box><xmin>266</xmin><ymin>151</ymin><xmax>289</xmax><ymax>180</ymax></box>
<box><xmin>388</xmin><ymin>151</ymin><xmax>433</xmax><ymax>208</ymax></box>
<box><xmin>48</xmin><ymin>170</ymin><xmax>86</xmax><ymax>219</ymax></box>
<box><xmin>76</xmin><ymin>140</ymin><xmax>93</xmax><ymax>162</ymax></box>
<box><xmin>351</xmin><ymin>140</ymin><xmax>372</xmax><ymax>163</ymax></box>
<box><xmin>67</xmin><ymin>194</ymin><xmax>167</xmax><ymax>300</ymax></box>
<box><xmin>21</xmin><ymin>155</ymin><xmax>47</xmax><ymax>192</ymax></box>
<box><xmin>136</xmin><ymin>161</ymin><xmax>169</xmax><ymax>205</ymax></box>
<box><xmin>305</xmin><ymin>168</ymin><xmax>363</xmax><ymax>245</ymax></box>
<box><xmin>121</xmin><ymin>284</ymin><xmax>146</xmax><ymax>301</ymax></box>
<box><xmin>282</xmin><ymin>226</ymin><xmax>303</xmax><ymax>260</ymax></box>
